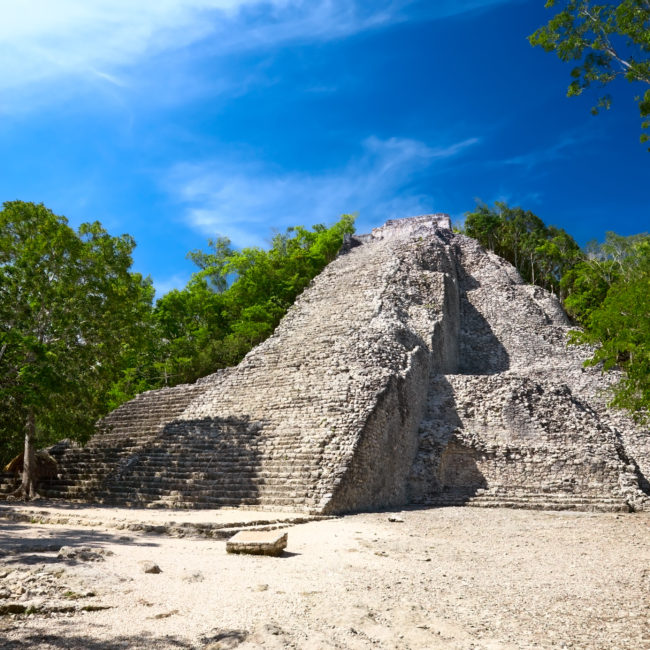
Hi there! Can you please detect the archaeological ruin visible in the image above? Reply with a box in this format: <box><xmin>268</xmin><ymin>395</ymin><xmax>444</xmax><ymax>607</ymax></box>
<box><xmin>28</xmin><ymin>215</ymin><xmax>650</xmax><ymax>513</ymax></box>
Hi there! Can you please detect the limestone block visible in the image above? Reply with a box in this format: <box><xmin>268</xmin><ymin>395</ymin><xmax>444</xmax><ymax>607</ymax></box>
<box><xmin>226</xmin><ymin>530</ymin><xmax>288</xmax><ymax>556</ymax></box>
<box><xmin>139</xmin><ymin>561</ymin><xmax>162</xmax><ymax>574</ymax></box>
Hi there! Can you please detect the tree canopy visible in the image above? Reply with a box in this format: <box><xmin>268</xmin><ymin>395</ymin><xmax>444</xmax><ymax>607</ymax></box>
<box><xmin>0</xmin><ymin>201</ymin><xmax>154</xmax><ymax>494</ymax></box>
<box><xmin>464</xmin><ymin>202</ymin><xmax>582</xmax><ymax>298</ymax></box>
<box><xmin>529</xmin><ymin>0</ymin><xmax>650</xmax><ymax>147</ymax></box>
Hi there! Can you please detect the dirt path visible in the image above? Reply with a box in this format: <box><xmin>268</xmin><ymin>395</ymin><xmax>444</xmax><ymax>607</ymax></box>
<box><xmin>1</xmin><ymin>506</ymin><xmax>649</xmax><ymax>649</ymax></box>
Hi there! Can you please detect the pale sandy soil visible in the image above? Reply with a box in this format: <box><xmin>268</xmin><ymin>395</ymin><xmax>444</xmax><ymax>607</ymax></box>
<box><xmin>0</xmin><ymin>505</ymin><xmax>649</xmax><ymax>649</ymax></box>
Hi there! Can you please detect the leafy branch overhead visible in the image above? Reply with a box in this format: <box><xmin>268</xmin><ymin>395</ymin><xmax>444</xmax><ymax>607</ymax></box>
<box><xmin>529</xmin><ymin>0</ymin><xmax>650</xmax><ymax>146</ymax></box>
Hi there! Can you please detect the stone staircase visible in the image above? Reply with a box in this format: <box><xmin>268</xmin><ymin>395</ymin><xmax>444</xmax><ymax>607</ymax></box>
<box><xmin>91</xmin><ymin>421</ymin><xmax>326</xmax><ymax>510</ymax></box>
<box><xmin>38</xmin><ymin>221</ymin><xmax>441</xmax><ymax>512</ymax></box>
<box><xmin>39</xmin><ymin>380</ymin><xmax>213</xmax><ymax>503</ymax></box>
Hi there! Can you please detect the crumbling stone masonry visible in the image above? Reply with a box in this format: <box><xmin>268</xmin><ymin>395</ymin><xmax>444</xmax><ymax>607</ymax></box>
<box><xmin>39</xmin><ymin>215</ymin><xmax>649</xmax><ymax>513</ymax></box>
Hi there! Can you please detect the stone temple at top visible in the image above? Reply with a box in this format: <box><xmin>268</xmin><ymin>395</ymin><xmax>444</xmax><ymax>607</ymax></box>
<box><xmin>39</xmin><ymin>214</ymin><xmax>649</xmax><ymax>513</ymax></box>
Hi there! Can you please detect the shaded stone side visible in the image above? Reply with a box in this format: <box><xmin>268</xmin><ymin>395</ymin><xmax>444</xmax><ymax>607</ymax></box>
<box><xmin>407</xmin><ymin>236</ymin><xmax>649</xmax><ymax>512</ymax></box>
<box><xmin>322</xmin><ymin>345</ymin><xmax>430</xmax><ymax>513</ymax></box>
<box><xmin>40</xmin><ymin>378</ymin><xmax>222</xmax><ymax>502</ymax></box>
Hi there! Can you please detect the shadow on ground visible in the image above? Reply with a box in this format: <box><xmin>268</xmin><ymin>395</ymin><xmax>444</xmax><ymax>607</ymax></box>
<box><xmin>1</xmin><ymin>623</ymin><xmax>251</xmax><ymax>649</ymax></box>
<box><xmin>0</xmin><ymin>520</ymin><xmax>159</xmax><ymax>565</ymax></box>
<box><xmin>0</xmin><ymin>630</ymin><xmax>195</xmax><ymax>649</ymax></box>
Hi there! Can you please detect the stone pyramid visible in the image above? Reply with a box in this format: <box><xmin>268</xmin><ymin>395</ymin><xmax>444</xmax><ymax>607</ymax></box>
<box><xmin>41</xmin><ymin>215</ymin><xmax>649</xmax><ymax>513</ymax></box>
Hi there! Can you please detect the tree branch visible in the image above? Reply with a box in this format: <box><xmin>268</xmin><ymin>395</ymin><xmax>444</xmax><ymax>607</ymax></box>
<box><xmin>581</xmin><ymin>6</ymin><xmax>650</xmax><ymax>85</ymax></box>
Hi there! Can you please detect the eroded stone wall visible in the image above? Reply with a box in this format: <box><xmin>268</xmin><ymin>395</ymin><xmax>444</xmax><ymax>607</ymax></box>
<box><xmin>408</xmin><ymin>235</ymin><xmax>649</xmax><ymax>512</ymax></box>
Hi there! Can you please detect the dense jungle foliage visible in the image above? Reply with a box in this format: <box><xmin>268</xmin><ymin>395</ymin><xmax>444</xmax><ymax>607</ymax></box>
<box><xmin>0</xmin><ymin>201</ymin><xmax>154</xmax><ymax>480</ymax></box>
<box><xmin>464</xmin><ymin>202</ymin><xmax>649</xmax><ymax>424</ymax></box>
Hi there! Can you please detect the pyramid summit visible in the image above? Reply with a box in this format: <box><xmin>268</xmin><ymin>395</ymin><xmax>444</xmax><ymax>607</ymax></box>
<box><xmin>37</xmin><ymin>215</ymin><xmax>649</xmax><ymax>513</ymax></box>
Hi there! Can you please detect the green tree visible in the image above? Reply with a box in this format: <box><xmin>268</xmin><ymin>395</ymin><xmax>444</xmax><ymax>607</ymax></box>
<box><xmin>465</xmin><ymin>202</ymin><xmax>582</xmax><ymax>296</ymax></box>
<box><xmin>186</xmin><ymin>235</ymin><xmax>233</xmax><ymax>293</ymax></box>
<box><xmin>561</xmin><ymin>231</ymin><xmax>640</xmax><ymax>321</ymax></box>
<box><xmin>565</xmin><ymin>232</ymin><xmax>650</xmax><ymax>421</ymax></box>
<box><xmin>529</xmin><ymin>1</ymin><xmax>650</xmax><ymax>146</ymax></box>
<box><xmin>0</xmin><ymin>201</ymin><xmax>154</xmax><ymax>497</ymax></box>
<box><xmin>151</xmin><ymin>278</ymin><xmax>230</xmax><ymax>386</ymax></box>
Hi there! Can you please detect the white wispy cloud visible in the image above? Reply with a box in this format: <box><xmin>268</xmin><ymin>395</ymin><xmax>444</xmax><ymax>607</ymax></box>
<box><xmin>165</xmin><ymin>134</ymin><xmax>480</xmax><ymax>246</ymax></box>
<box><xmin>500</xmin><ymin>134</ymin><xmax>582</xmax><ymax>170</ymax></box>
<box><xmin>0</xmin><ymin>0</ymin><xmax>245</xmax><ymax>93</ymax></box>
<box><xmin>153</xmin><ymin>272</ymin><xmax>191</xmax><ymax>298</ymax></box>
<box><xmin>0</xmin><ymin>0</ymin><xmax>521</xmax><ymax>101</ymax></box>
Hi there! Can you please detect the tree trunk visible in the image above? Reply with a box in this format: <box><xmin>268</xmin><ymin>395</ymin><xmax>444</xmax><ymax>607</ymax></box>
<box><xmin>10</xmin><ymin>410</ymin><xmax>41</xmax><ymax>500</ymax></box>
<box><xmin>530</xmin><ymin>253</ymin><xmax>535</xmax><ymax>285</ymax></box>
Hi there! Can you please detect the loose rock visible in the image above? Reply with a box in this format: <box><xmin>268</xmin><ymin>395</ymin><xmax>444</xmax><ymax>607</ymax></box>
<box><xmin>226</xmin><ymin>531</ymin><xmax>288</xmax><ymax>556</ymax></box>
<box><xmin>58</xmin><ymin>546</ymin><xmax>112</xmax><ymax>562</ymax></box>
<box><xmin>139</xmin><ymin>561</ymin><xmax>162</xmax><ymax>574</ymax></box>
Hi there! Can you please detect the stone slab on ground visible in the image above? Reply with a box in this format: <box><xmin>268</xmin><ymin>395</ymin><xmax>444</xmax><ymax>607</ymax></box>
<box><xmin>226</xmin><ymin>530</ymin><xmax>288</xmax><ymax>556</ymax></box>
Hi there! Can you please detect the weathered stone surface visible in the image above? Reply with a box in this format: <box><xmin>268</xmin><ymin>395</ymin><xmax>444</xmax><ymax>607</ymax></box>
<box><xmin>226</xmin><ymin>530</ymin><xmax>288</xmax><ymax>556</ymax></box>
<box><xmin>36</xmin><ymin>214</ymin><xmax>649</xmax><ymax>513</ymax></box>
<box><xmin>139</xmin><ymin>561</ymin><xmax>162</xmax><ymax>574</ymax></box>
<box><xmin>58</xmin><ymin>546</ymin><xmax>112</xmax><ymax>562</ymax></box>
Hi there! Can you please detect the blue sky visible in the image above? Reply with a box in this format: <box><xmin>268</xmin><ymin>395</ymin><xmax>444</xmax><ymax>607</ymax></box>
<box><xmin>1</xmin><ymin>0</ymin><xmax>648</xmax><ymax>296</ymax></box>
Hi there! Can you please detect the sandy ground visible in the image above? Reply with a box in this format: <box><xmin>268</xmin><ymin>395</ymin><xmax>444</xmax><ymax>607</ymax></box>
<box><xmin>0</xmin><ymin>505</ymin><xmax>649</xmax><ymax>649</ymax></box>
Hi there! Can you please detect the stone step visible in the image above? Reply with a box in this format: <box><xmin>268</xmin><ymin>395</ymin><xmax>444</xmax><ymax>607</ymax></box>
<box><xmin>469</xmin><ymin>499</ymin><xmax>629</xmax><ymax>513</ymax></box>
<box><xmin>50</xmin><ymin>463</ymin><xmax>321</xmax><ymax>478</ymax></box>
<box><xmin>100</xmin><ymin>482</ymin><xmax>312</xmax><ymax>495</ymax></box>
<box><xmin>92</xmin><ymin>492</ymin><xmax>308</xmax><ymax>506</ymax></box>
<box><xmin>416</xmin><ymin>492</ymin><xmax>630</xmax><ymax>513</ymax></box>
<box><xmin>59</xmin><ymin>442</ymin><xmax>322</xmax><ymax>455</ymax></box>
<box><xmin>69</xmin><ymin>459</ymin><xmax>308</xmax><ymax>470</ymax></box>
<box><xmin>474</xmin><ymin>492</ymin><xmax>625</xmax><ymax>502</ymax></box>
<box><xmin>127</xmin><ymin>453</ymin><xmax>320</xmax><ymax>463</ymax></box>
<box><xmin>45</xmin><ymin>477</ymin><xmax>313</xmax><ymax>493</ymax></box>
<box><xmin>45</xmin><ymin>469</ymin><xmax>320</xmax><ymax>482</ymax></box>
